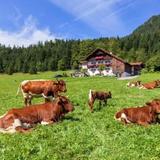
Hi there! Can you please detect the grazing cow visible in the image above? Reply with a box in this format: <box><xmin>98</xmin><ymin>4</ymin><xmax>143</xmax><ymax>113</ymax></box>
<box><xmin>115</xmin><ymin>99</ymin><xmax>160</xmax><ymax>126</ymax></box>
<box><xmin>88</xmin><ymin>89</ymin><xmax>112</xmax><ymax>112</ymax></box>
<box><xmin>139</xmin><ymin>80</ymin><xmax>160</xmax><ymax>89</ymax></box>
<box><xmin>0</xmin><ymin>96</ymin><xmax>74</xmax><ymax>133</ymax></box>
<box><xmin>126</xmin><ymin>80</ymin><xmax>141</xmax><ymax>88</ymax></box>
<box><xmin>17</xmin><ymin>79</ymin><xmax>67</xmax><ymax>106</ymax></box>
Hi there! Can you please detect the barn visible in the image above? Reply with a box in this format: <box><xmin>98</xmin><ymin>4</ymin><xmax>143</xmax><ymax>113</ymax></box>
<box><xmin>80</xmin><ymin>48</ymin><xmax>143</xmax><ymax>77</ymax></box>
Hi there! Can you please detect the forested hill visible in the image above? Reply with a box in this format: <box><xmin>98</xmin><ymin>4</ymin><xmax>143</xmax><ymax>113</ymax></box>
<box><xmin>120</xmin><ymin>15</ymin><xmax>160</xmax><ymax>65</ymax></box>
<box><xmin>0</xmin><ymin>15</ymin><xmax>160</xmax><ymax>74</ymax></box>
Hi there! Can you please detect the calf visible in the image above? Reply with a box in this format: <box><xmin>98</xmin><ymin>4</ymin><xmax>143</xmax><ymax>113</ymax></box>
<box><xmin>126</xmin><ymin>80</ymin><xmax>141</xmax><ymax>88</ymax></box>
<box><xmin>0</xmin><ymin>96</ymin><xmax>74</xmax><ymax>133</ymax></box>
<box><xmin>139</xmin><ymin>80</ymin><xmax>160</xmax><ymax>89</ymax></box>
<box><xmin>88</xmin><ymin>89</ymin><xmax>112</xmax><ymax>112</ymax></box>
<box><xmin>17</xmin><ymin>79</ymin><xmax>67</xmax><ymax>106</ymax></box>
<box><xmin>115</xmin><ymin>100</ymin><xmax>160</xmax><ymax>126</ymax></box>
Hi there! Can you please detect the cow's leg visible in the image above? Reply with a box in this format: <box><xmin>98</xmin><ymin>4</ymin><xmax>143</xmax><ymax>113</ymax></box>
<box><xmin>22</xmin><ymin>92</ymin><xmax>29</xmax><ymax>106</ymax></box>
<box><xmin>54</xmin><ymin>92</ymin><xmax>58</xmax><ymax>98</ymax></box>
<box><xmin>121</xmin><ymin>118</ymin><xmax>129</xmax><ymax>124</ymax></box>
<box><xmin>41</xmin><ymin>120</ymin><xmax>54</xmax><ymax>125</ymax></box>
<box><xmin>99</xmin><ymin>101</ymin><xmax>102</xmax><ymax>106</ymax></box>
<box><xmin>88</xmin><ymin>100</ymin><xmax>94</xmax><ymax>112</ymax></box>
<box><xmin>137</xmin><ymin>120</ymin><xmax>149</xmax><ymax>126</ymax></box>
<box><xmin>28</xmin><ymin>96</ymin><xmax>32</xmax><ymax>106</ymax></box>
<box><xmin>104</xmin><ymin>99</ymin><xmax>107</xmax><ymax>106</ymax></box>
<box><xmin>28</xmin><ymin>100</ymin><xmax>31</xmax><ymax>106</ymax></box>
<box><xmin>24</xmin><ymin>97</ymin><xmax>31</xmax><ymax>106</ymax></box>
<box><xmin>41</xmin><ymin>114</ymin><xmax>57</xmax><ymax>124</ymax></box>
<box><xmin>120</xmin><ymin>113</ymin><xmax>131</xmax><ymax>124</ymax></box>
<box><xmin>45</xmin><ymin>98</ymin><xmax>50</xmax><ymax>103</ymax></box>
<box><xmin>0</xmin><ymin>118</ymin><xmax>3</xmax><ymax>128</ymax></box>
<box><xmin>24</xmin><ymin>97</ymin><xmax>28</xmax><ymax>106</ymax></box>
<box><xmin>15</xmin><ymin>126</ymin><xmax>32</xmax><ymax>133</ymax></box>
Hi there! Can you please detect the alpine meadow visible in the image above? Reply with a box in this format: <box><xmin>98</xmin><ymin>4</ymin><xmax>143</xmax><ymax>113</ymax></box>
<box><xmin>0</xmin><ymin>71</ymin><xmax>160</xmax><ymax>159</ymax></box>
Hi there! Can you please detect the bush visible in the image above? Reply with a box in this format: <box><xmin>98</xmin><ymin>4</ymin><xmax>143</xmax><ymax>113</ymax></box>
<box><xmin>58</xmin><ymin>59</ymin><xmax>66</xmax><ymax>71</ymax></box>
<box><xmin>140</xmin><ymin>68</ymin><xmax>149</xmax><ymax>74</ymax></box>
<box><xmin>146</xmin><ymin>54</ymin><xmax>160</xmax><ymax>71</ymax></box>
<box><xmin>29</xmin><ymin>66</ymin><xmax>37</xmax><ymax>74</ymax></box>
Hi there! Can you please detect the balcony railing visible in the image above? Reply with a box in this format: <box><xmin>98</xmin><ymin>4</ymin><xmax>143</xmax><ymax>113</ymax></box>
<box><xmin>95</xmin><ymin>56</ymin><xmax>104</xmax><ymax>60</ymax></box>
<box><xmin>105</xmin><ymin>62</ymin><xmax>112</xmax><ymax>66</ymax></box>
<box><xmin>87</xmin><ymin>64</ymin><xmax>96</xmax><ymax>68</ymax></box>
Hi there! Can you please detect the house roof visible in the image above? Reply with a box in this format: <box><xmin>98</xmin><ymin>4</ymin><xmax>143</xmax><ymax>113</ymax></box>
<box><xmin>82</xmin><ymin>48</ymin><xmax>130</xmax><ymax>65</ymax></box>
<box><xmin>130</xmin><ymin>62</ymin><xmax>143</xmax><ymax>66</ymax></box>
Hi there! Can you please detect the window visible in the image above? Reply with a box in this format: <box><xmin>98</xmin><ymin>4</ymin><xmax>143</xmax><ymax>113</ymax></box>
<box><xmin>105</xmin><ymin>60</ymin><xmax>112</xmax><ymax>64</ymax></box>
<box><xmin>106</xmin><ymin>67</ymin><xmax>112</xmax><ymax>72</ymax></box>
<box><xmin>90</xmin><ymin>68</ymin><xmax>96</xmax><ymax>73</ymax></box>
<box><xmin>91</xmin><ymin>61</ymin><xmax>96</xmax><ymax>65</ymax></box>
<box><xmin>97</xmin><ymin>60</ymin><xmax>104</xmax><ymax>64</ymax></box>
<box><xmin>88</xmin><ymin>61</ymin><xmax>96</xmax><ymax>65</ymax></box>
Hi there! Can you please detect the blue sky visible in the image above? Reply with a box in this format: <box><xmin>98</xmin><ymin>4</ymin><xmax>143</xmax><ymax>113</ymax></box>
<box><xmin>0</xmin><ymin>0</ymin><xmax>159</xmax><ymax>47</ymax></box>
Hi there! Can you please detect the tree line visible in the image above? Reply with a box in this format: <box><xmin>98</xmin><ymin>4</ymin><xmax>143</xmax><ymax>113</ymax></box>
<box><xmin>0</xmin><ymin>38</ymin><xmax>122</xmax><ymax>74</ymax></box>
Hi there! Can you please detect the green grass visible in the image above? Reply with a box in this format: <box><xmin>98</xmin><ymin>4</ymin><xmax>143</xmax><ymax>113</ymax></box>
<box><xmin>0</xmin><ymin>72</ymin><xmax>160</xmax><ymax>160</ymax></box>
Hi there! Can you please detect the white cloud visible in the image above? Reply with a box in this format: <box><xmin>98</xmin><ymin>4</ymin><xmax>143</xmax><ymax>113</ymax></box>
<box><xmin>0</xmin><ymin>15</ymin><xmax>58</xmax><ymax>47</ymax></box>
<box><xmin>50</xmin><ymin>0</ymin><xmax>135</xmax><ymax>36</ymax></box>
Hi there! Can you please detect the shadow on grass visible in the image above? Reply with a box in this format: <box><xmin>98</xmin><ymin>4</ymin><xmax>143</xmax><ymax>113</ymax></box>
<box><xmin>93</xmin><ymin>104</ymin><xmax>109</xmax><ymax>112</ymax></box>
<box><xmin>62</xmin><ymin>116</ymin><xmax>80</xmax><ymax>122</ymax></box>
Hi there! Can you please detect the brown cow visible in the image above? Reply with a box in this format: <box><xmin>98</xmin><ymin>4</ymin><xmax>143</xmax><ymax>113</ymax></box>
<box><xmin>115</xmin><ymin>99</ymin><xmax>160</xmax><ymax>126</ymax></box>
<box><xmin>126</xmin><ymin>80</ymin><xmax>141</xmax><ymax>88</ymax></box>
<box><xmin>0</xmin><ymin>96</ymin><xmax>74</xmax><ymax>133</ymax></box>
<box><xmin>17</xmin><ymin>79</ymin><xmax>67</xmax><ymax>106</ymax></box>
<box><xmin>139</xmin><ymin>80</ymin><xmax>160</xmax><ymax>89</ymax></box>
<box><xmin>88</xmin><ymin>89</ymin><xmax>112</xmax><ymax>112</ymax></box>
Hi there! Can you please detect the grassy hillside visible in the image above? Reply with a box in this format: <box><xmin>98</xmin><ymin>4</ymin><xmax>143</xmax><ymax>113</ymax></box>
<box><xmin>0</xmin><ymin>72</ymin><xmax>160</xmax><ymax>159</ymax></box>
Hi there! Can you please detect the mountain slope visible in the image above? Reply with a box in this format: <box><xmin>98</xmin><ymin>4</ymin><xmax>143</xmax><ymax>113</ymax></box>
<box><xmin>120</xmin><ymin>15</ymin><xmax>160</xmax><ymax>63</ymax></box>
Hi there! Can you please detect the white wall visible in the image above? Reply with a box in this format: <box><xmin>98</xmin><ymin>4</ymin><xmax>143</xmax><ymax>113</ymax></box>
<box><xmin>87</xmin><ymin>68</ymin><xmax>115</xmax><ymax>76</ymax></box>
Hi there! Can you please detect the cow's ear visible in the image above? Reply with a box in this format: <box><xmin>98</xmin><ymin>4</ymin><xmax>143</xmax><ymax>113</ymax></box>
<box><xmin>54</xmin><ymin>80</ymin><xmax>59</xmax><ymax>85</ymax></box>
<box><xmin>148</xmin><ymin>105</ymin><xmax>156</xmax><ymax>114</ymax></box>
<box><xmin>146</xmin><ymin>102</ymin><xmax>151</xmax><ymax>106</ymax></box>
<box><xmin>58</xmin><ymin>80</ymin><xmax>61</xmax><ymax>84</ymax></box>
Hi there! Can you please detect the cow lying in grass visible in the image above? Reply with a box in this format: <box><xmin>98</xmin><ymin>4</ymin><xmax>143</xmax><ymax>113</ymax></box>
<box><xmin>126</xmin><ymin>80</ymin><xmax>141</xmax><ymax>88</ymax></box>
<box><xmin>88</xmin><ymin>90</ymin><xmax>112</xmax><ymax>112</ymax></box>
<box><xmin>0</xmin><ymin>96</ymin><xmax>74</xmax><ymax>133</ymax></box>
<box><xmin>115</xmin><ymin>99</ymin><xmax>160</xmax><ymax>126</ymax></box>
<box><xmin>17</xmin><ymin>79</ymin><xmax>67</xmax><ymax>106</ymax></box>
<box><xmin>139</xmin><ymin>80</ymin><xmax>160</xmax><ymax>89</ymax></box>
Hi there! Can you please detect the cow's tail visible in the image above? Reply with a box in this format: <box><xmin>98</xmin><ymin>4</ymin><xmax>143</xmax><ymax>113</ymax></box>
<box><xmin>16</xmin><ymin>83</ymin><xmax>21</xmax><ymax>96</ymax></box>
<box><xmin>89</xmin><ymin>89</ymin><xmax>92</xmax><ymax>102</ymax></box>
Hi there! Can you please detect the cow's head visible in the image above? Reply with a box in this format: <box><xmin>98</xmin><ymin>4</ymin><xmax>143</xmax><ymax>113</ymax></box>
<box><xmin>136</xmin><ymin>81</ymin><xmax>141</xmax><ymax>86</ymax></box>
<box><xmin>57</xmin><ymin>96</ymin><xmax>74</xmax><ymax>114</ymax></box>
<box><xmin>55</xmin><ymin>80</ymin><xmax>67</xmax><ymax>92</ymax></box>
<box><xmin>107</xmin><ymin>91</ymin><xmax>112</xmax><ymax>98</ymax></box>
<box><xmin>114</xmin><ymin>109</ymin><xmax>124</xmax><ymax>121</ymax></box>
<box><xmin>155</xmin><ymin>80</ymin><xmax>160</xmax><ymax>87</ymax></box>
<box><xmin>146</xmin><ymin>99</ymin><xmax>160</xmax><ymax>113</ymax></box>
